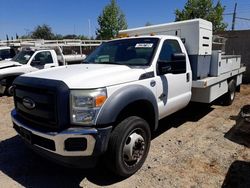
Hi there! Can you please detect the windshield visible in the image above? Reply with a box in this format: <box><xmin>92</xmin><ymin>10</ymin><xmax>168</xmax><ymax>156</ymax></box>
<box><xmin>12</xmin><ymin>50</ymin><xmax>34</xmax><ymax>64</ymax></box>
<box><xmin>84</xmin><ymin>38</ymin><xmax>159</xmax><ymax>66</ymax></box>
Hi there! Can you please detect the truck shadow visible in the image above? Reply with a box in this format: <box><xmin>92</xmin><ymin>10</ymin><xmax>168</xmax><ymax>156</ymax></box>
<box><xmin>153</xmin><ymin>102</ymin><xmax>214</xmax><ymax>139</ymax></box>
<box><xmin>224</xmin><ymin>105</ymin><xmax>250</xmax><ymax>147</ymax></box>
<box><xmin>222</xmin><ymin>160</ymin><xmax>250</xmax><ymax>188</ymax></box>
<box><xmin>0</xmin><ymin>136</ymin><xmax>124</xmax><ymax>188</ymax></box>
<box><xmin>0</xmin><ymin>103</ymin><xmax>214</xmax><ymax>187</ymax></box>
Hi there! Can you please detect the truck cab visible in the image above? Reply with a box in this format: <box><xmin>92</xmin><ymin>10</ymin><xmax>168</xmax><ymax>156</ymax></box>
<box><xmin>11</xmin><ymin>35</ymin><xmax>192</xmax><ymax>176</ymax></box>
<box><xmin>11</xmin><ymin>19</ymin><xmax>245</xmax><ymax>177</ymax></box>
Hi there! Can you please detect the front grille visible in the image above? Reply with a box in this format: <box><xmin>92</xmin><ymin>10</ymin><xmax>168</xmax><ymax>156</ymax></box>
<box><xmin>13</xmin><ymin>76</ymin><xmax>70</xmax><ymax>131</ymax></box>
<box><xmin>15</xmin><ymin>85</ymin><xmax>58</xmax><ymax>129</ymax></box>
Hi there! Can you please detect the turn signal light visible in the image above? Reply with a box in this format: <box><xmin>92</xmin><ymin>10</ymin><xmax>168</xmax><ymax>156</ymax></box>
<box><xmin>95</xmin><ymin>95</ymin><xmax>107</xmax><ymax>107</ymax></box>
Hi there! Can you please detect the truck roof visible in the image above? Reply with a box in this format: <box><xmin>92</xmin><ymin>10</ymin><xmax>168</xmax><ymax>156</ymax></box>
<box><xmin>119</xmin><ymin>18</ymin><xmax>212</xmax><ymax>35</ymax></box>
<box><xmin>21</xmin><ymin>46</ymin><xmax>56</xmax><ymax>52</ymax></box>
<box><xmin>119</xmin><ymin>18</ymin><xmax>212</xmax><ymax>56</ymax></box>
<box><xmin>113</xmin><ymin>35</ymin><xmax>181</xmax><ymax>42</ymax></box>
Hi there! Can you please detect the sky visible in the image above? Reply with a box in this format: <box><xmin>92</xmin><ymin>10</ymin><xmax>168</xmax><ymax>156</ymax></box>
<box><xmin>0</xmin><ymin>0</ymin><xmax>250</xmax><ymax>40</ymax></box>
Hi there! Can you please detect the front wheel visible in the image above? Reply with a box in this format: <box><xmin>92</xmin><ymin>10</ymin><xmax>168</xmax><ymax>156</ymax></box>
<box><xmin>3</xmin><ymin>77</ymin><xmax>15</xmax><ymax>96</ymax></box>
<box><xmin>6</xmin><ymin>85</ymin><xmax>14</xmax><ymax>96</ymax></box>
<box><xmin>106</xmin><ymin>116</ymin><xmax>151</xmax><ymax>177</ymax></box>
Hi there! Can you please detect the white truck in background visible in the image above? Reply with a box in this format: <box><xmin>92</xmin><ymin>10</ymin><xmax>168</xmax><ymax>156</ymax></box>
<box><xmin>35</xmin><ymin>44</ymin><xmax>87</xmax><ymax>65</ymax></box>
<box><xmin>0</xmin><ymin>46</ymin><xmax>17</xmax><ymax>61</ymax></box>
<box><xmin>0</xmin><ymin>47</ymin><xmax>64</xmax><ymax>95</ymax></box>
<box><xmin>0</xmin><ymin>39</ymin><xmax>105</xmax><ymax>64</ymax></box>
<box><xmin>11</xmin><ymin>19</ymin><xmax>245</xmax><ymax>177</ymax></box>
<box><xmin>0</xmin><ymin>43</ymin><xmax>95</xmax><ymax>95</ymax></box>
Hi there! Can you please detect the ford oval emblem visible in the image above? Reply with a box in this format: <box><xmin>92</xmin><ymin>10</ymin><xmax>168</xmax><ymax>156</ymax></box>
<box><xmin>22</xmin><ymin>97</ymin><xmax>36</xmax><ymax>109</ymax></box>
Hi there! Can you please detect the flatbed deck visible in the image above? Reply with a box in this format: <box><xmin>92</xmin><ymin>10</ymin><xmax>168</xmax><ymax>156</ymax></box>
<box><xmin>191</xmin><ymin>66</ymin><xmax>246</xmax><ymax>103</ymax></box>
<box><xmin>192</xmin><ymin>67</ymin><xmax>246</xmax><ymax>88</ymax></box>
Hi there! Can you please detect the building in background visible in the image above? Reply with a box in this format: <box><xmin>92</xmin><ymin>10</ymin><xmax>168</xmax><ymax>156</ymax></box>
<box><xmin>217</xmin><ymin>30</ymin><xmax>250</xmax><ymax>83</ymax></box>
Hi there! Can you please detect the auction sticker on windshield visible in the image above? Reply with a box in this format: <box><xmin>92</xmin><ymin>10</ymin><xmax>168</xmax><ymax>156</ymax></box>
<box><xmin>135</xmin><ymin>43</ymin><xmax>153</xmax><ymax>48</ymax></box>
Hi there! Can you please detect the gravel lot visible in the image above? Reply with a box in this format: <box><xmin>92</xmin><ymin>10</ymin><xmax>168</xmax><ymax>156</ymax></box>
<box><xmin>0</xmin><ymin>85</ymin><xmax>250</xmax><ymax>188</ymax></box>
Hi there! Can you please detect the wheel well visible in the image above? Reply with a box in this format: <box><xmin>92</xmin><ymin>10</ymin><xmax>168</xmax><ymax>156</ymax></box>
<box><xmin>228</xmin><ymin>76</ymin><xmax>240</xmax><ymax>92</ymax></box>
<box><xmin>5</xmin><ymin>76</ymin><xmax>18</xmax><ymax>85</ymax></box>
<box><xmin>116</xmin><ymin>100</ymin><xmax>156</xmax><ymax>132</ymax></box>
<box><xmin>227</xmin><ymin>77</ymin><xmax>237</xmax><ymax>90</ymax></box>
<box><xmin>227</xmin><ymin>77</ymin><xmax>236</xmax><ymax>84</ymax></box>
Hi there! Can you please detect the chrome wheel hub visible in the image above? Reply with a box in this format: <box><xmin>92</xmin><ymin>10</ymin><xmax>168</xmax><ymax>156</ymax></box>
<box><xmin>230</xmin><ymin>91</ymin><xmax>235</xmax><ymax>100</ymax></box>
<box><xmin>123</xmin><ymin>132</ymin><xmax>145</xmax><ymax>166</ymax></box>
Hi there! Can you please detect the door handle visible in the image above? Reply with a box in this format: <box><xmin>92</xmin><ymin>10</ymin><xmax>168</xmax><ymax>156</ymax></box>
<box><xmin>186</xmin><ymin>73</ymin><xmax>190</xmax><ymax>82</ymax></box>
<box><xmin>159</xmin><ymin>93</ymin><xmax>167</xmax><ymax>100</ymax></box>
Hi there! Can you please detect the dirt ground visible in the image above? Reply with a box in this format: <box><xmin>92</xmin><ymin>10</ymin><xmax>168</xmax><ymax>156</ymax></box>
<box><xmin>0</xmin><ymin>85</ymin><xmax>250</xmax><ymax>188</ymax></box>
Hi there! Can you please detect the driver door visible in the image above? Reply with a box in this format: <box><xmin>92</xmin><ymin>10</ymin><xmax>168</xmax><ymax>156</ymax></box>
<box><xmin>30</xmin><ymin>51</ymin><xmax>56</xmax><ymax>71</ymax></box>
<box><xmin>155</xmin><ymin>39</ymin><xmax>191</xmax><ymax>119</ymax></box>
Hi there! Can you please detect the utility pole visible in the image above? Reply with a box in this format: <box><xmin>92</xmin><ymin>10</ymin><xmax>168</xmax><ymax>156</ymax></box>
<box><xmin>88</xmin><ymin>19</ymin><xmax>91</xmax><ymax>38</ymax></box>
<box><xmin>231</xmin><ymin>3</ymin><xmax>237</xmax><ymax>30</ymax></box>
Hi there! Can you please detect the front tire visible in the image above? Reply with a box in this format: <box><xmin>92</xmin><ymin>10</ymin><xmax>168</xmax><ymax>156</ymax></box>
<box><xmin>106</xmin><ymin>116</ymin><xmax>151</xmax><ymax>177</ymax></box>
<box><xmin>3</xmin><ymin>77</ymin><xmax>16</xmax><ymax>96</ymax></box>
<box><xmin>6</xmin><ymin>85</ymin><xmax>14</xmax><ymax>96</ymax></box>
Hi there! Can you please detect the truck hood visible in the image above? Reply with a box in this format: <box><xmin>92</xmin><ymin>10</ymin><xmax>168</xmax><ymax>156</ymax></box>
<box><xmin>0</xmin><ymin>60</ymin><xmax>21</xmax><ymax>70</ymax></box>
<box><xmin>24</xmin><ymin>64</ymin><xmax>147</xmax><ymax>88</ymax></box>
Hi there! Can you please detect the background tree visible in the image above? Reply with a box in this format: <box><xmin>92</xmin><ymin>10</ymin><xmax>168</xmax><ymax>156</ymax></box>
<box><xmin>63</xmin><ymin>34</ymin><xmax>78</xmax><ymax>39</ymax></box>
<box><xmin>54</xmin><ymin>34</ymin><xmax>63</xmax><ymax>40</ymax></box>
<box><xmin>175</xmin><ymin>0</ymin><xmax>227</xmax><ymax>32</ymax></box>
<box><xmin>62</xmin><ymin>34</ymin><xmax>89</xmax><ymax>40</ymax></box>
<box><xmin>96</xmin><ymin>0</ymin><xmax>127</xmax><ymax>39</ymax></box>
<box><xmin>31</xmin><ymin>24</ymin><xmax>55</xmax><ymax>39</ymax></box>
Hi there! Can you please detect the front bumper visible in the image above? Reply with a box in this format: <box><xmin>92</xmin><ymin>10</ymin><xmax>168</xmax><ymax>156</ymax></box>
<box><xmin>11</xmin><ymin>110</ymin><xmax>112</xmax><ymax>167</ymax></box>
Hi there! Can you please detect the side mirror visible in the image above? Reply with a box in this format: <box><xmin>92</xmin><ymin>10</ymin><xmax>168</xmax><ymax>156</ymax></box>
<box><xmin>158</xmin><ymin>53</ymin><xmax>186</xmax><ymax>75</ymax></box>
<box><xmin>171</xmin><ymin>53</ymin><xmax>186</xmax><ymax>74</ymax></box>
<box><xmin>171</xmin><ymin>53</ymin><xmax>186</xmax><ymax>62</ymax></box>
<box><xmin>158</xmin><ymin>60</ymin><xmax>172</xmax><ymax>75</ymax></box>
<box><xmin>0</xmin><ymin>57</ymin><xmax>2</xmax><ymax>61</ymax></box>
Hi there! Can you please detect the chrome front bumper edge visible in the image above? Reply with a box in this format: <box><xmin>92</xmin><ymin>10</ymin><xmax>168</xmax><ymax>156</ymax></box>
<box><xmin>11</xmin><ymin>110</ymin><xmax>98</xmax><ymax>157</ymax></box>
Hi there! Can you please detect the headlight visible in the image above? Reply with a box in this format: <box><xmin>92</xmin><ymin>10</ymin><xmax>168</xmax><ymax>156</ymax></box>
<box><xmin>70</xmin><ymin>88</ymin><xmax>107</xmax><ymax>126</ymax></box>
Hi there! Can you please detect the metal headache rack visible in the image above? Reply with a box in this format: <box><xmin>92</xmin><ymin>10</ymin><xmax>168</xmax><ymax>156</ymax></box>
<box><xmin>0</xmin><ymin>39</ymin><xmax>106</xmax><ymax>47</ymax></box>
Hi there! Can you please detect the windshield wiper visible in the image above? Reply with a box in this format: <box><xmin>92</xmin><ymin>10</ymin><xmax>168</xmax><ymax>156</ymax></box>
<box><xmin>84</xmin><ymin>61</ymin><xmax>122</xmax><ymax>65</ymax></box>
<box><xmin>103</xmin><ymin>62</ymin><xmax>121</xmax><ymax>65</ymax></box>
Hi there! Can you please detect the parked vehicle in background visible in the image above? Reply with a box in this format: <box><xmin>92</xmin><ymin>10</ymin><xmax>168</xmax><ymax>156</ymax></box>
<box><xmin>0</xmin><ymin>46</ymin><xmax>17</xmax><ymax>61</ymax></box>
<box><xmin>0</xmin><ymin>39</ymin><xmax>106</xmax><ymax>96</ymax></box>
<box><xmin>0</xmin><ymin>47</ymin><xmax>62</xmax><ymax>95</ymax></box>
<box><xmin>11</xmin><ymin>19</ymin><xmax>245</xmax><ymax>177</ymax></box>
<box><xmin>0</xmin><ymin>39</ymin><xmax>105</xmax><ymax>64</ymax></box>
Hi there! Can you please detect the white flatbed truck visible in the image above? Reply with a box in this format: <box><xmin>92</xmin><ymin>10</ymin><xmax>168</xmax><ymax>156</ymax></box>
<box><xmin>11</xmin><ymin>19</ymin><xmax>245</xmax><ymax>177</ymax></box>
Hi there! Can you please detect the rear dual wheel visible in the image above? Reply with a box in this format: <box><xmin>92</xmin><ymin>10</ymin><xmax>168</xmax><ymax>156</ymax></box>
<box><xmin>222</xmin><ymin>79</ymin><xmax>236</xmax><ymax>106</ymax></box>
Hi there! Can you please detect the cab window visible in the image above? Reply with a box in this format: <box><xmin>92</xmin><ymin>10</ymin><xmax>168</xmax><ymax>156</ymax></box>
<box><xmin>0</xmin><ymin>49</ymin><xmax>10</xmax><ymax>60</ymax></box>
<box><xmin>159</xmin><ymin>40</ymin><xmax>182</xmax><ymax>62</ymax></box>
<box><xmin>33</xmin><ymin>51</ymin><xmax>53</xmax><ymax>64</ymax></box>
<box><xmin>157</xmin><ymin>39</ymin><xmax>186</xmax><ymax>74</ymax></box>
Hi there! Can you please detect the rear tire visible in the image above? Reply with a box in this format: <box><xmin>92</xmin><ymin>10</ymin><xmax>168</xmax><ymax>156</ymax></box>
<box><xmin>106</xmin><ymin>116</ymin><xmax>151</xmax><ymax>177</ymax></box>
<box><xmin>222</xmin><ymin>79</ymin><xmax>236</xmax><ymax>106</ymax></box>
